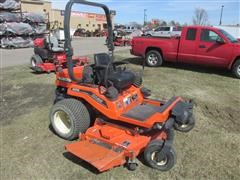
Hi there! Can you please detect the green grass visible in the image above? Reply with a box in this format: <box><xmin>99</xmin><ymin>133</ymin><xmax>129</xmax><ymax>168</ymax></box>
<box><xmin>1</xmin><ymin>50</ymin><xmax>240</xmax><ymax>179</ymax></box>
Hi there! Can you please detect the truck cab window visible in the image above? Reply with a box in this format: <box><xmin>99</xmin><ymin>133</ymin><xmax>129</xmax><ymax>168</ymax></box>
<box><xmin>201</xmin><ymin>29</ymin><xmax>222</xmax><ymax>42</ymax></box>
<box><xmin>163</xmin><ymin>27</ymin><xmax>170</xmax><ymax>31</ymax></box>
<box><xmin>155</xmin><ymin>27</ymin><xmax>161</xmax><ymax>31</ymax></box>
<box><xmin>186</xmin><ymin>28</ymin><xmax>197</xmax><ymax>40</ymax></box>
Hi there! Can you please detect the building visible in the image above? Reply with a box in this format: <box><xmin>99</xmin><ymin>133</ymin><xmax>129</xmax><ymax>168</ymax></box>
<box><xmin>21</xmin><ymin>0</ymin><xmax>110</xmax><ymax>32</ymax></box>
<box><xmin>51</xmin><ymin>9</ymin><xmax>107</xmax><ymax>31</ymax></box>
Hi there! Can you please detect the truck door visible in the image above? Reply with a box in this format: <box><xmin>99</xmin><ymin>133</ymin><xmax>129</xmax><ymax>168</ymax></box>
<box><xmin>196</xmin><ymin>29</ymin><xmax>233</xmax><ymax>67</ymax></box>
<box><xmin>178</xmin><ymin>28</ymin><xmax>198</xmax><ymax>63</ymax></box>
<box><xmin>152</xmin><ymin>27</ymin><xmax>163</xmax><ymax>36</ymax></box>
<box><xmin>161</xmin><ymin>26</ymin><xmax>171</xmax><ymax>37</ymax></box>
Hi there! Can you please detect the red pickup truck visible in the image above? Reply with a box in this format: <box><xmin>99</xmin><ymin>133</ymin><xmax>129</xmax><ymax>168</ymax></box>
<box><xmin>131</xmin><ymin>26</ymin><xmax>240</xmax><ymax>78</ymax></box>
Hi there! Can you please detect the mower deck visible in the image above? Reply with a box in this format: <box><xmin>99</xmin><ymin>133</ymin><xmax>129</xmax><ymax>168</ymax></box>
<box><xmin>65</xmin><ymin>119</ymin><xmax>164</xmax><ymax>172</ymax></box>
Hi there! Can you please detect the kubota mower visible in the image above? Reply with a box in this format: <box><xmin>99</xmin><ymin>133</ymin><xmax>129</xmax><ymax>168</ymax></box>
<box><xmin>30</xmin><ymin>36</ymin><xmax>88</xmax><ymax>73</ymax></box>
<box><xmin>50</xmin><ymin>0</ymin><xmax>195</xmax><ymax>172</ymax></box>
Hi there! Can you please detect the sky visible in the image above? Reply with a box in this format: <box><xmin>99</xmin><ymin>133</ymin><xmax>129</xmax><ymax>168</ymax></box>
<box><xmin>51</xmin><ymin>0</ymin><xmax>239</xmax><ymax>25</ymax></box>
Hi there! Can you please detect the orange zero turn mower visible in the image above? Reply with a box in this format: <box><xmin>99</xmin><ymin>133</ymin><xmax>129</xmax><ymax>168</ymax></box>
<box><xmin>49</xmin><ymin>0</ymin><xmax>196</xmax><ymax>172</ymax></box>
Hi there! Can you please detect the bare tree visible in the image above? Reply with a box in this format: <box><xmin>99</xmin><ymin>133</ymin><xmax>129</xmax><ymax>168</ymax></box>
<box><xmin>159</xmin><ymin>20</ymin><xmax>167</xmax><ymax>26</ymax></box>
<box><xmin>129</xmin><ymin>22</ymin><xmax>143</xmax><ymax>29</ymax></box>
<box><xmin>169</xmin><ymin>20</ymin><xmax>176</xmax><ymax>26</ymax></box>
<box><xmin>192</xmin><ymin>8</ymin><xmax>208</xmax><ymax>25</ymax></box>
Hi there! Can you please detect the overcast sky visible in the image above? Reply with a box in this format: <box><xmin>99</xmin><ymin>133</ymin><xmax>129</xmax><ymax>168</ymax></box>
<box><xmin>51</xmin><ymin>0</ymin><xmax>239</xmax><ymax>25</ymax></box>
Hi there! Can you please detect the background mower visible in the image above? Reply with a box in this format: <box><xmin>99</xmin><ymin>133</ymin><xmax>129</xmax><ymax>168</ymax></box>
<box><xmin>106</xmin><ymin>29</ymin><xmax>132</xmax><ymax>47</ymax></box>
<box><xmin>50</xmin><ymin>0</ymin><xmax>196</xmax><ymax>172</ymax></box>
<box><xmin>30</xmin><ymin>36</ymin><xmax>89</xmax><ymax>73</ymax></box>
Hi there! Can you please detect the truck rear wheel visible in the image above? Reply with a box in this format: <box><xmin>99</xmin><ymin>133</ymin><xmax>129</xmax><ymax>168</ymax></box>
<box><xmin>232</xmin><ymin>59</ymin><xmax>240</xmax><ymax>78</ymax></box>
<box><xmin>50</xmin><ymin>98</ymin><xmax>90</xmax><ymax>140</ymax></box>
<box><xmin>145</xmin><ymin>50</ymin><xmax>163</xmax><ymax>67</ymax></box>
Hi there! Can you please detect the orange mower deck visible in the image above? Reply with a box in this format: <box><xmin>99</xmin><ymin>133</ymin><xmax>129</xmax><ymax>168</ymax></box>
<box><xmin>65</xmin><ymin>119</ymin><xmax>167</xmax><ymax>172</ymax></box>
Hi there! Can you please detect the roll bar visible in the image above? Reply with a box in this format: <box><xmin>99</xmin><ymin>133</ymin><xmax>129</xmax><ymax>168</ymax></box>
<box><xmin>64</xmin><ymin>0</ymin><xmax>114</xmax><ymax>83</ymax></box>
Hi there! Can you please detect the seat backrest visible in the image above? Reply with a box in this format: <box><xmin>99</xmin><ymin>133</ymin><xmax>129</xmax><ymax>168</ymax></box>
<box><xmin>44</xmin><ymin>36</ymin><xmax>59</xmax><ymax>50</ymax></box>
<box><xmin>94</xmin><ymin>53</ymin><xmax>112</xmax><ymax>85</ymax></box>
<box><xmin>94</xmin><ymin>53</ymin><xmax>111</xmax><ymax>67</ymax></box>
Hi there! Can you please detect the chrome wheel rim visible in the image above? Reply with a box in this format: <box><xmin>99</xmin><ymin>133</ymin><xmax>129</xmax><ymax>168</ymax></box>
<box><xmin>237</xmin><ymin>65</ymin><xmax>240</xmax><ymax>75</ymax></box>
<box><xmin>179</xmin><ymin>124</ymin><xmax>188</xmax><ymax>128</ymax></box>
<box><xmin>148</xmin><ymin>53</ymin><xmax>158</xmax><ymax>66</ymax></box>
<box><xmin>151</xmin><ymin>151</ymin><xmax>167</xmax><ymax>166</ymax></box>
<box><xmin>31</xmin><ymin>59</ymin><xmax>36</xmax><ymax>67</ymax></box>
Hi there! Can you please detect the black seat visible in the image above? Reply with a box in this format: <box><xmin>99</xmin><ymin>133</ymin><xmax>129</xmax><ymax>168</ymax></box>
<box><xmin>94</xmin><ymin>53</ymin><xmax>135</xmax><ymax>90</ymax></box>
<box><xmin>34</xmin><ymin>47</ymin><xmax>50</xmax><ymax>60</ymax></box>
<box><xmin>44</xmin><ymin>36</ymin><xmax>64</xmax><ymax>53</ymax></box>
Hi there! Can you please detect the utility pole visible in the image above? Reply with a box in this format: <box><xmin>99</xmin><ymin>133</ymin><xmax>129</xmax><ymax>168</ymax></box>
<box><xmin>219</xmin><ymin>5</ymin><xmax>224</xmax><ymax>25</ymax></box>
<box><xmin>144</xmin><ymin>9</ymin><xmax>147</xmax><ymax>26</ymax></box>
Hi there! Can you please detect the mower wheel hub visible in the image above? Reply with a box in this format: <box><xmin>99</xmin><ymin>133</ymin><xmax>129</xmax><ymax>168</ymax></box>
<box><xmin>151</xmin><ymin>151</ymin><xmax>168</xmax><ymax>166</ymax></box>
<box><xmin>53</xmin><ymin>110</ymin><xmax>71</xmax><ymax>134</ymax></box>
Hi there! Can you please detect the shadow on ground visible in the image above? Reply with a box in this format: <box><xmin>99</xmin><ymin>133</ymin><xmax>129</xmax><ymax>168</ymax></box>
<box><xmin>125</xmin><ymin>57</ymin><xmax>234</xmax><ymax>78</ymax></box>
<box><xmin>63</xmin><ymin>152</ymin><xmax>100</xmax><ymax>174</ymax></box>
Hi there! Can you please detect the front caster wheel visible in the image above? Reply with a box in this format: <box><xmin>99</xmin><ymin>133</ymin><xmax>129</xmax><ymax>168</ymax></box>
<box><xmin>144</xmin><ymin>140</ymin><xmax>176</xmax><ymax>171</ymax></box>
<box><xmin>126</xmin><ymin>163</ymin><xmax>138</xmax><ymax>171</ymax></box>
<box><xmin>174</xmin><ymin>115</ymin><xmax>195</xmax><ymax>132</ymax></box>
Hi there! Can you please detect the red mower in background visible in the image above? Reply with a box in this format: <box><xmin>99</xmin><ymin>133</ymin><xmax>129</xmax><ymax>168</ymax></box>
<box><xmin>30</xmin><ymin>36</ymin><xmax>88</xmax><ymax>73</ymax></box>
<box><xmin>113</xmin><ymin>30</ymin><xmax>132</xmax><ymax>46</ymax></box>
<box><xmin>114</xmin><ymin>36</ymin><xmax>132</xmax><ymax>46</ymax></box>
<box><xmin>106</xmin><ymin>29</ymin><xmax>132</xmax><ymax>46</ymax></box>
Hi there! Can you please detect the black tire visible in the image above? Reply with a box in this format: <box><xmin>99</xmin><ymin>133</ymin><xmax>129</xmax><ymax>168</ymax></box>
<box><xmin>50</xmin><ymin>98</ymin><xmax>90</xmax><ymax>140</ymax></box>
<box><xmin>174</xmin><ymin>115</ymin><xmax>195</xmax><ymax>133</ymax></box>
<box><xmin>144</xmin><ymin>140</ymin><xmax>176</xmax><ymax>171</ymax></box>
<box><xmin>165</xmin><ymin>128</ymin><xmax>175</xmax><ymax>142</ymax></box>
<box><xmin>145</xmin><ymin>50</ymin><xmax>163</xmax><ymax>67</ymax></box>
<box><xmin>126</xmin><ymin>163</ymin><xmax>138</xmax><ymax>171</ymax></box>
<box><xmin>30</xmin><ymin>54</ymin><xmax>43</xmax><ymax>69</ymax></box>
<box><xmin>133</xmin><ymin>74</ymin><xmax>143</xmax><ymax>87</ymax></box>
<box><xmin>232</xmin><ymin>59</ymin><xmax>240</xmax><ymax>79</ymax></box>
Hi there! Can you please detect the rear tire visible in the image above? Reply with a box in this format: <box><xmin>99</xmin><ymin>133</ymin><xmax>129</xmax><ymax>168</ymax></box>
<box><xmin>50</xmin><ymin>98</ymin><xmax>90</xmax><ymax>140</ymax></box>
<box><xmin>30</xmin><ymin>54</ymin><xmax>43</xmax><ymax>72</ymax></box>
<box><xmin>31</xmin><ymin>54</ymin><xmax>43</xmax><ymax>68</ymax></box>
<box><xmin>145</xmin><ymin>50</ymin><xmax>163</xmax><ymax>67</ymax></box>
<box><xmin>232</xmin><ymin>59</ymin><xmax>240</xmax><ymax>78</ymax></box>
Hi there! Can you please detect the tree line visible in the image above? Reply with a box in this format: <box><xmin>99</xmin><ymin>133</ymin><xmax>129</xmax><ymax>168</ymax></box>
<box><xmin>127</xmin><ymin>8</ymin><xmax>209</xmax><ymax>28</ymax></box>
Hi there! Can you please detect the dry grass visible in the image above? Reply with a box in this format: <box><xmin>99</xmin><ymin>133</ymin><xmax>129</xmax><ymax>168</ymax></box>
<box><xmin>1</xmin><ymin>50</ymin><xmax>240</xmax><ymax>180</ymax></box>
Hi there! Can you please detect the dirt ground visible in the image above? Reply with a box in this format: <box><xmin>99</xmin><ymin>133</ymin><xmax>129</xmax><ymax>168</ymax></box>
<box><xmin>1</xmin><ymin>50</ymin><xmax>240</xmax><ymax>180</ymax></box>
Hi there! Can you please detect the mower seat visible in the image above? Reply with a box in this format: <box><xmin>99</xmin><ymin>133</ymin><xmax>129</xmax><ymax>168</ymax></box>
<box><xmin>44</xmin><ymin>36</ymin><xmax>64</xmax><ymax>53</ymax></box>
<box><xmin>34</xmin><ymin>47</ymin><xmax>50</xmax><ymax>60</ymax></box>
<box><xmin>94</xmin><ymin>53</ymin><xmax>135</xmax><ymax>90</ymax></box>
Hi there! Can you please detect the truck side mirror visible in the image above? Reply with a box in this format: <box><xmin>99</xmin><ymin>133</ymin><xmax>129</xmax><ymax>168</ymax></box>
<box><xmin>216</xmin><ymin>37</ymin><xmax>225</xmax><ymax>44</ymax></box>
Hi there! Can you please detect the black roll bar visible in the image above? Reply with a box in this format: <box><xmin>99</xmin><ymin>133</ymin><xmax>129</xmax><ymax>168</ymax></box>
<box><xmin>64</xmin><ymin>0</ymin><xmax>114</xmax><ymax>83</ymax></box>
